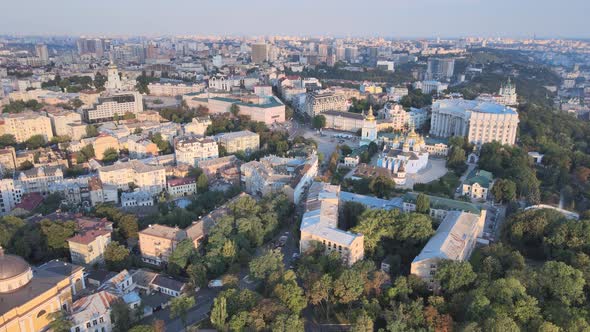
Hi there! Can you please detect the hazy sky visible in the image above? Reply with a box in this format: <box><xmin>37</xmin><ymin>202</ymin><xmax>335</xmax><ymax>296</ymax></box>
<box><xmin>1</xmin><ymin>0</ymin><xmax>588</xmax><ymax>38</ymax></box>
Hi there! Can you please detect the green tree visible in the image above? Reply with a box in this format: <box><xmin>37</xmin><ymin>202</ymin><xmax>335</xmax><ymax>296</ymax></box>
<box><xmin>85</xmin><ymin>124</ymin><xmax>99</xmax><ymax>138</ymax></box>
<box><xmin>416</xmin><ymin>193</ymin><xmax>430</xmax><ymax>214</ymax></box>
<box><xmin>312</xmin><ymin>115</ymin><xmax>326</xmax><ymax>129</ymax></box>
<box><xmin>333</xmin><ymin>269</ymin><xmax>364</xmax><ymax>305</ymax></box>
<box><xmin>187</xmin><ymin>263</ymin><xmax>207</xmax><ymax>289</ymax></box>
<box><xmin>434</xmin><ymin>260</ymin><xmax>476</xmax><ymax>293</ymax></box>
<box><xmin>94</xmin><ymin>72</ymin><xmax>107</xmax><ymax>90</ymax></box>
<box><xmin>118</xmin><ymin>214</ymin><xmax>139</xmax><ymax>239</ymax></box>
<box><xmin>128</xmin><ymin>325</ymin><xmax>155</xmax><ymax>332</ymax></box>
<box><xmin>230</xmin><ymin>104</ymin><xmax>241</xmax><ymax>117</ymax></box>
<box><xmin>111</xmin><ymin>300</ymin><xmax>132</xmax><ymax>332</ymax></box>
<box><xmin>19</xmin><ymin>160</ymin><xmax>34</xmax><ymax>170</ymax></box>
<box><xmin>270</xmin><ymin>314</ymin><xmax>304</xmax><ymax>332</ymax></box>
<box><xmin>101</xmin><ymin>147</ymin><xmax>119</xmax><ymax>163</ymax></box>
<box><xmin>47</xmin><ymin>311</ymin><xmax>73</xmax><ymax>332</ymax></box>
<box><xmin>351</xmin><ymin>310</ymin><xmax>374</xmax><ymax>332</ymax></box>
<box><xmin>249</xmin><ymin>249</ymin><xmax>284</xmax><ymax>281</ymax></box>
<box><xmin>104</xmin><ymin>242</ymin><xmax>131</xmax><ymax>271</ymax></box>
<box><xmin>168</xmin><ymin>239</ymin><xmax>195</xmax><ymax>276</ymax></box>
<box><xmin>25</xmin><ymin>134</ymin><xmax>46</xmax><ymax>150</ymax></box>
<box><xmin>170</xmin><ymin>295</ymin><xmax>196</xmax><ymax>328</ymax></box>
<box><xmin>197</xmin><ymin>173</ymin><xmax>209</xmax><ymax>193</ymax></box>
<box><xmin>368</xmin><ymin>175</ymin><xmax>396</xmax><ymax>198</ymax></box>
<box><xmin>491</xmin><ymin>179</ymin><xmax>517</xmax><ymax>203</ymax></box>
<box><xmin>274</xmin><ymin>281</ymin><xmax>307</xmax><ymax>313</ymax></box>
<box><xmin>211</xmin><ymin>295</ymin><xmax>228</xmax><ymax>331</ymax></box>
<box><xmin>0</xmin><ymin>134</ymin><xmax>16</xmax><ymax>148</ymax></box>
<box><xmin>307</xmin><ymin>274</ymin><xmax>333</xmax><ymax>320</ymax></box>
<box><xmin>537</xmin><ymin>261</ymin><xmax>586</xmax><ymax>306</ymax></box>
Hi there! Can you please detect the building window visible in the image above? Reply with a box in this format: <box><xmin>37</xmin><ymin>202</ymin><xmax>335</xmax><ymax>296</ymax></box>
<box><xmin>99</xmin><ymin>317</ymin><xmax>104</xmax><ymax>323</ymax></box>
<box><xmin>37</xmin><ymin>310</ymin><xmax>46</xmax><ymax>318</ymax></box>
<box><xmin>87</xmin><ymin>323</ymin><xmax>91</xmax><ymax>328</ymax></box>
<box><xmin>93</xmin><ymin>319</ymin><xmax>97</xmax><ymax>326</ymax></box>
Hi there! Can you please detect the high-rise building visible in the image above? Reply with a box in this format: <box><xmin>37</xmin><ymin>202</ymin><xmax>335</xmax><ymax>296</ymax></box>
<box><xmin>426</xmin><ymin>58</ymin><xmax>455</xmax><ymax>80</ymax></box>
<box><xmin>251</xmin><ymin>43</ymin><xmax>269</xmax><ymax>64</ymax></box>
<box><xmin>35</xmin><ymin>44</ymin><xmax>49</xmax><ymax>62</ymax></box>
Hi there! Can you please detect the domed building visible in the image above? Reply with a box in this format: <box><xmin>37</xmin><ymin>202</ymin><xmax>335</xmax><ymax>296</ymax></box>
<box><xmin>377</xmin><ymin>128</ymin><xmax>430</xmax><ymax>184</ymax></box>
<box><xmin>0</xmin><ymin>247</ymin><xmax>85</xmax><ymax>332</ymax></box>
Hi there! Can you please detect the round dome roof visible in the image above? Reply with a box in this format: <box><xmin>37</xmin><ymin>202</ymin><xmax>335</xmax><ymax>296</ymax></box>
<box><xmin>0</xmin><ymin>250</ymin><xmax>31</xmax><ymax>280</ymax></box>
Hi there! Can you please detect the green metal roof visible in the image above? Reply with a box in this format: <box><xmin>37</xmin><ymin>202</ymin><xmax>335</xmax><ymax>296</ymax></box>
<box><xmin>464</xmin><ymin>169</ymin><xmax>493</xmax><ymax>188</ymax></box>
<box><xmin>402</xmin><ymin>192</ymin><xmax>482</xmax><ymax>214</ymax></box>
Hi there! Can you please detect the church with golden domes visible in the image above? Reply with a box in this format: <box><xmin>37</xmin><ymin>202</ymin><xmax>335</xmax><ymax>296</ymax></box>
<box><xmin>377</xmin><ymin>128</ymin><xmax>430</xmax><ymax>184</ymax></box>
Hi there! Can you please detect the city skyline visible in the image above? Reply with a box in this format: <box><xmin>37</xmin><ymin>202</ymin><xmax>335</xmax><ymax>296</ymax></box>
<box><xmin>1</xmin><ymin>0</ymin><xmax>589</xmax><ymax>38</ymax></box>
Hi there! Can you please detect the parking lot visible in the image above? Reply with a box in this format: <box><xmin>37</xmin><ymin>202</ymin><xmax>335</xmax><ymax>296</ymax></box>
<box><xmin>301</xmin><ymin>128</ymin><xmax>360</xmax><ymax>159</ymax></box>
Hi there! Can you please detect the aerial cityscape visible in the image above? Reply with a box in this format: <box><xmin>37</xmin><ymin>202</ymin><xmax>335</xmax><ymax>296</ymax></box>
<box><xmin>0</xmin><ymin>1</ymin><xmax>589</xmax><ymax>331</ymax></box>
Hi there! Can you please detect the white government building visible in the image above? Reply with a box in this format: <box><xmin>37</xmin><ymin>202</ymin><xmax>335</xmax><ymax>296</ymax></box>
<box><xmin>429</xmin><ymin>99</ymin><xmax>519</xmax><ymax>146</ymax></box>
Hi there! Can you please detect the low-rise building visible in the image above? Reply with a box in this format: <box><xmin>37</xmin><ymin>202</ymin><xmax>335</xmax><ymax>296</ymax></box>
<box><xmin>45</xmin><ymin>108</ymin><xmax>82</xmax><ymax>137</ymax></box>
<box><xmin>121</xmin><ymin>190</ymin><xmax>154</xmax><ymax>207</ymax></box>
<box><xmin>401</xmin><ymin>192</ymin><xmax>486</xmax><ymax>222</ymax></box>
<box><xmin>215</xmin><ymin>130</ymin><xmax>259</xmax><ymax>154</ymax></box>
<box><xmin>88</xmin><ymin>177</ymin><xmax>119</xmax><ymax>206</ymax></box>
<box><xmin>198</xmin><ymin>155</ymin><xmax>241</xmax><ymax>182</ymax></box>
<box><xmin>148</xmin><ymin>82</ymin><xmax>205</xmax><ymax>96</ymax></box>
<box><xmin>462</xmin><ymin>169</ymin><xmax>493</xmax><ymax>200</ymax></box>
<box><xmin>174</xmin><ymin>135</ymin><xmax>219</xmax><ymax>166</ymax></box>
<box><xmin>410</xmin><ymin>211</ymin><xmax>484</xmax><ymax>290</ymax></box>
<box><xmin>299</xmin><ymin>182</ymin><xmax>364</xmax><ymax>266</ymax></box>
<box><xmin>241</xmin><ymin>154</ymin><xmax>318</xmax><ymax>204</ymax></box>
<box><xmin>138</xmin><ymin>224</ymin><xmax>187</xmax><ymax>266</ymax></box>
<box><xmin>67</xmin><ymin>217</ymin><xmax>113</xmax><ymax>266</ymax></box>
<box><xmin>184</xmin><ymin>116</ymin><xmax>212</xmax><ymax>136</ymax></box>
<box><xmin>123</xmin><ymin>135</ymin><xmax>159</xmax><ymax>159</ymax></box>
<box><xmin>0</xmin><ymin>147</ymin><xmax>16</xmax><ymax>172</ymax></box>
<box><xmin>69</xmin><ymin>291</ymin><xmax>118</xmax><ymax>332</ymax></box>
<box><xmin>167</xmin><ymin>177</ymin><xmax>197</xmax><ymax>197</ymax></box>
<box><xmin>17</xmin><ymin>165</ymin><xmax>64</xmax><ymax>196</ymax></box>
<box><xmin>98</xmin><ymin>160</ymin><xmax>166</xmax><ymax>195</ymax></box>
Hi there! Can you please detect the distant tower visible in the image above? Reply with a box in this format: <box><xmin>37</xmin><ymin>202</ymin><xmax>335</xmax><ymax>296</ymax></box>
<box><xmin>105</xmin><ymin>62</ymin><xmax>122</xmax><ymax>91</ymax></box>
<box><xmin>361</xmin><ymin>106</ymin><xmax>378</xmax><ymax>146</ymax></box>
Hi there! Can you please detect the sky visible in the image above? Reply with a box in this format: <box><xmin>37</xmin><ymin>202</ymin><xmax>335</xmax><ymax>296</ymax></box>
<box><xmin>1</xmin><ymin>0</ymin><xmax>589</xmax><ymax>38</ymax></box>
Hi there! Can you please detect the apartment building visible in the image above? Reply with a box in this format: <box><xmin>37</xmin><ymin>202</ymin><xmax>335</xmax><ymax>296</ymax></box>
<box><xmin>123</xmin><ymin>135</ymin><xmax>159</xmax><ymax>159</ymax></box>
<box><xmin>303</xmin><ymin>90</ymin><xmax>348</xmax><ymax>117</ymax></box>
<box><xmin>67</xmin><ymin>217</ymin><xmax>113</xmax><ymax>266</ymax></box>
<box><xmin>167</xmin><ymin>177</ymin><xmax>197</xmax><ymax>197</ymax></box>
<box><xmin>45</xmin><ymin>109</ymin><xmax>82</xmax><ymax>137</ymax></box>
<box><xmin>215</xmin><ymin>130</ymin><xmax>259</xmax><ymax>154</ymax></box>
<box><xmin>174</xmin><ymin>135</ymin><xmax>219</xmax><ymax>166</ymax></box>
<box><xmin>0</xmin><ymin>178</ymin><xmax>23</xmax><ymax>215</ymax></box>
<box><xmin>411</xmin><ymin>211</ymin><xmax>484</xmax><ymax>290</ymax></box>
<box><xmin>299</xmin><ymin>182</ymin><xmax>364</xmax><ymax>266</ymax></box>
<box><xmin>184</xmin><ymin>116</ymin><xmax>212</xmax><ymax>136</ymax></box>
<box><xmin>0</xmin><ymin>147</ymin><xmax>17</xmax><ymax>172</ymax></box>
<box><xmin>138</xmin><ymin>224</ymin><xmax>187</xmax><ymax>266</ymax></box>
<box><xmin>241</xmin><ymin>154</ymin><xmax>318</xmax><ymax>204</ymax></box>
<box><xmin>83</xmin><ymin>92</ymin><xmax>144</xmax><ymax>123</ymax></box>
<box><xmin>88</xmin><ymin>177</ymin><xmax>119</xmax><ymax>206</ymax></box>
<box><xmin>98</xmin><ymin>160</ymin><xmax>166</xmax><ymax>195</ymax></box>
<box><xmin>147</xmin><ymin>82</ymin><xmax>205</xmax><ymax>96</ymax></box>
<box><xmin>17</xmin><ymin>166</ymin><xmax>64</xmax><ymax>196</ymax></box>
<box><xmin>0</xmin><ymin>111</ymin><xmax>53</xmax><ymax>143</ymax></box>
